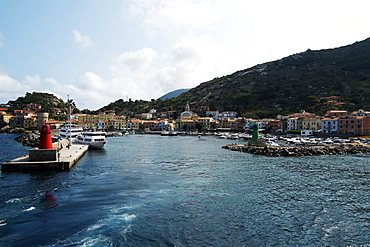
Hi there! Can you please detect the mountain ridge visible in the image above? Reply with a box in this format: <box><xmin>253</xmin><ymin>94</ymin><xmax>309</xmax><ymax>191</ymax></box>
<box><xmin>159</xmin><ymin>88</ymin><xmax>190</xmax><ymax>100</ymax></box>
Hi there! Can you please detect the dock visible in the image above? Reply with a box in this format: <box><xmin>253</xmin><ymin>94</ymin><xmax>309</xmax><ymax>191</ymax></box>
<box><xmin>1</xmin><ymin>144</ymin><xmax>89</xmax><ymax>171</ymax></box>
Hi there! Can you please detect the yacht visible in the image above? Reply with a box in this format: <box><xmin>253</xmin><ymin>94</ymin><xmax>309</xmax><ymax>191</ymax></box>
<box><xmin>59</xmin><ymin>124</ymin><xmax>83</xmax><ymax>142</ymax></box>
<box><xmin>75</xmin><ymin>131</ymin><xmax>107</xmax><ymax>149</ymax></box>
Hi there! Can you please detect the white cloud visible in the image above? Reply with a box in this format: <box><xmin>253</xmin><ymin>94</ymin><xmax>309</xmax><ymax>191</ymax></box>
<box><xmin>0</xmin><ymin>74</ymin><xmax>32</xmax><ymax>104</ymax></box>
<box><xmin>72</xmin><ymin>30</ymin><xmax>93</xmax><ymax>50</ymax></box>
<box><xmin>137</xmin><ymin>0</ymin><xmax>221</xmax><ymax>30</ymax></box>
<box><xmin>24</xmin><ymin>75</ymin><xmax>42</xmax><ymax>88</ymax></box>
<box><xmin>110</xmin><ymin>47</ymin><xmax>157</xmax><ymax>73</ymax></box>
<box><xmin>0</xmin><ymin>74</ymin><xmax>27</xmax><ymax>92</ymax></box>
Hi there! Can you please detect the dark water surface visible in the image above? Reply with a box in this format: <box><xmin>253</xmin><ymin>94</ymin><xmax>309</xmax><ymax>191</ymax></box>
<box><xmin>0</xmin><ymin>134</ymin><xmax>369</xmax><ymax>246</ymax></box>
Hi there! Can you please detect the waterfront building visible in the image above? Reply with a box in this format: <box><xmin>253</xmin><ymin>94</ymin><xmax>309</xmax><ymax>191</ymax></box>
<box><xmin>266</xmin><ymin>119</ymin><xmax>282</xmax><ymax>133</ymax></box>
<box><xmin>158</xmin><ymin>120</ymin><xmax>168</xmax><ymax>131</ymax></box>
<box><xmin>0</xmin><ymin>112</ymin><xmax>14</xmax><ymax>123</ymax></box>
<box><xmin>108</xmin><ymin>119</ymin><xmax>127</xmax><ymax>130</ymax></box>
<box><xmin>78</xmin><ymin>115</ymin><xmax>98</xmax><ymax>124</ymax></box>
<box><xmin>98</xmin><ymin>113</ymin><xmax>115</xmax><ymax>122</ymax></box>
<box><xmin>242</xmin><ymin>118</ymin><xmax>254</xmax><ymax>131</ymax></box>
<box><xmin>338</xmin><ymin>116</ymin><xmax>370</xmax><ymax>135</ymax></box>
<box><xmin>178</xmin><ymin>119</ymin><xmax>196</xmax><ymax>131</ymax></box>
<box><xmin>197</xmin><ymin>117</ymin><xmax>213</xmax><ymax>130</ymax></box>
<box><xmin>96</xmin><ymin>121</ymin><xmax>108</xmax><ymax>130</ymax></box>
<box><xmin>130</xmin><ymin>119</ymin><xmax>144</xmax><ymax>130</ymax></box>
<box><xmin>228</xmin><ymin>118</ymin><xmax>237</xmax><ymax>130</ymax></box>
<box><xmin>235</xmin><ymin>117</ymin><xmax>247</xmax><ymax>131</ymax></box>
<box><xmin>298</xmin><ymin>116</ymin><xmax>321</xmax><ymax>131</ymax></box>
<box><xmin>321</xmin><ymin>117</ymin><xmax>339</xmax><ymax>133</ymax></box>
<box><xmin>287</xmin><ymin>117</ymin><xmax>298</xmax><ymax>131</ymax></box>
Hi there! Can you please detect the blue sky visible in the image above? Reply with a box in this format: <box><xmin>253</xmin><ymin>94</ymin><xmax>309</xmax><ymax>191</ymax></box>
<box><xmin>1</xmin><ymin>0</ymin><xmax>370</xmax><ymax>110</ymax></box>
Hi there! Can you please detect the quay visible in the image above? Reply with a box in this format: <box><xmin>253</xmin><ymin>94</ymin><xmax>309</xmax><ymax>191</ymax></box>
<box><xmin>2</xmin><ymin>123</ymin><xmax>89</xmax><ymax>172</ymax></box>
<box><xmin>1</xmin><ymin>143</ymin><xmax>89</xmax><ymax>171</ymax></box>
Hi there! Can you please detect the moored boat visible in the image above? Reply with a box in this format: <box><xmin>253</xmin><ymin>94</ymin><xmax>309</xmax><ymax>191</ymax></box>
<box><xmin>75</xmin><ymin>131</ymin><xmax>107</xmax><ymax>149</ymax></box>
<box><xmin>161</xmin><ymin>130</ymin><xmax>178</xmax><ymax>136</ymax></box>
<box><xmin>59</xmin><ymin>124</ymin><xmax>83</xmax><ymax>142</ymax></box>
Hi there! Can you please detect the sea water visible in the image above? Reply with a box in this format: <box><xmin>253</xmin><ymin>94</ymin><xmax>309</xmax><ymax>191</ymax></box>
<box><xmin>0</xmin><ymin>134</ymin><xmax>369</xmax><ymax>246</ymax></box>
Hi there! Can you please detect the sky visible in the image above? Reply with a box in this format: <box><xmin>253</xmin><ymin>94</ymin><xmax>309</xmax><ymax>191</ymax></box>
<box><xmin>0</xmin><ymin>0</ymin><xmax>370</xmax><ymax>110</ymax></box>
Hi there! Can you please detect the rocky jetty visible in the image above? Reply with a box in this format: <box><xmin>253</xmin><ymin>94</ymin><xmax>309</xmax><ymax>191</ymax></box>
<box><xmin>14</xmin><ymin>133</ymin><xmax>40</xmax><ymax>147</ymax></box>
<box><xmin>222</xmin><ymin>143</ymin><xmax>369</xmax><ymax>156</ymax></box>
<box><xmin>0</xmin><ymin>126</ymin><xmax>29</xmax><ymax>134</ymax></box>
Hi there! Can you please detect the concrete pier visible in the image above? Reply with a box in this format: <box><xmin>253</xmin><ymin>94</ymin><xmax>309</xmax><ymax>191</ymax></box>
<box><xmin>1</xmin><ymin>144</ymin><xmax>89</xmax><ymax>171</ymax></box>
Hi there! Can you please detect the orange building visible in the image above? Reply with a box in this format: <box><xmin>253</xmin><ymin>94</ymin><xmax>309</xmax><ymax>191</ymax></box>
<box><xmin>338</xmin><ymin>116</ymin><xmax>370</xmax><ymax>135</ymax></box>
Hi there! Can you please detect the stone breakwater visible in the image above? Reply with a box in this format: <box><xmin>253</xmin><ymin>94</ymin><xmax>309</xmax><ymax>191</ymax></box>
<box><xmin>14</xmin><ymin>133</ymin><xmax>40</xmax><ymax>147</ymax></box>
<box><xmin>222</xmin><ymin>143</ymin><xmax>369</xmax><ymax>156</ymax></box>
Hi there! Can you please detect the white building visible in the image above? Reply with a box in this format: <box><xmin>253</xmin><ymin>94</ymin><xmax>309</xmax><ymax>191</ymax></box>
<box><xmin>287</xmin><ymin>117</ymin><xmax>298</xmax><ymax>131</ymax></box>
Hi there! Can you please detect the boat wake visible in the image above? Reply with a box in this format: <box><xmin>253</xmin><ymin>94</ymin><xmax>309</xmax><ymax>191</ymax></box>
<box><xmin>51</xmin><ymin>205</ymin><xmax>137</xmax><ymax>246</ymax></box>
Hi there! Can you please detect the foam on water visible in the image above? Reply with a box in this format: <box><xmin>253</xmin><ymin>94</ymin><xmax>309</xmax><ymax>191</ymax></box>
<box><xmin>5</xmin><ymin>198</ymin><xmax>21</xmax><ymax>204</ymax></box>
<box><xmin>23</xmin><ymin>206</ymin><xmax>36</xmax><ymax>211</ymax></box>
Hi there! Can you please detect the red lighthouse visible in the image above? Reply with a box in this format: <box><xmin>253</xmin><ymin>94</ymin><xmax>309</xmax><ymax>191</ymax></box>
<box><xmin>38</xmin><ymin>123</ymin><xmax>53</xmax><ymax>149</ymax></box>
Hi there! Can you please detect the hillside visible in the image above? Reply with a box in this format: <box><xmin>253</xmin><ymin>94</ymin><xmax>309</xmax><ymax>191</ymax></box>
<box><xmin>6</xmin><ymin>92</ymin><xmax>74</xmax><ymax>119</ymax></box>
<box><xmin>159</xmin><ymin>88</ymin><xmax>190</xmax><ymax>100</ymax></box>
<box><xmin>103</xmin><ymin>37</ymin><xmax>370</xmax><ymax>117</ymax></box>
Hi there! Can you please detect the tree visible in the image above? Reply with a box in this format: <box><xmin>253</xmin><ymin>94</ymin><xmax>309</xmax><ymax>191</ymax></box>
<box><xmin>73</xmin><ymin>108</ymin><xmax>81</xmax><ymax>114</ymax></box>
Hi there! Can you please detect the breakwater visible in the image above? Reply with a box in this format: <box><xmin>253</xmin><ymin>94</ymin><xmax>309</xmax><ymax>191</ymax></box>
<box><xmin>222</xmin><ymin>143</ymin><xmax>369</xmax><ymax>156</ymax></box>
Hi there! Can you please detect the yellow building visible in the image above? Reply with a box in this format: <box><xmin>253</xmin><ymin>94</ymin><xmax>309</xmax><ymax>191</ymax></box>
<box><xmin>23</xmin><ymin>116</ymin><xmax>38</xmax><ymax>129</ymax></box>
<box><xmin>130</xmin><ymin>119</ymin><xmax>144</xmax><ymax>130</ymax></box>
<box><xmin>197</xmin><ymin>117</ymin><xmax>212</xmax><ymax>130</ymax></box>
<box><xmin>98</xmin><ymin>113</ymin><xmax>115</xmax><ymax>122</ymax></box>
<box><xmin>109</xmin><ymin>119</ymin><xmax>128</xmax><ymax>130</ymax></box>
<box><xmin>78</xmin><ymin>114</ymin><xmax>99</xmax><ymax>129</ymax></box>
<box><xmin>298</xmin><ymin>116</ymin><xmax>321</xmax><ymax>131</ymax></box>
<box><xmin>0</xmin><ymin>113</ymin><xmax>14</xmax><ymax>123</ymax></box>
<box><xmin>179</xmin><ymin>119</ymin><xmax>195</xmax><ymax>131</ymax></box>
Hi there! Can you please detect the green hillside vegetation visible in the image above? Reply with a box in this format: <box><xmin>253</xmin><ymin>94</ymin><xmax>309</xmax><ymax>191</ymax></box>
<box><xmin>6</xmin><ymin>92</ymin><xmax>79</xmax><ymax>120</ymax></box>
<box><xmin>100</xmin><ymin>37</ymin><xmax>370</xmax><ymax>118</ymax></box>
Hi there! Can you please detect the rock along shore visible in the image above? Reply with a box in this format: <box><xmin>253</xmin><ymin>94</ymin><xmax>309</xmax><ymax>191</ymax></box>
<box><xmin>14</xmin><ymin>133</ymin><xmax>40</xmax><ymax>147</ymax></box>
<box><xmin>222</xmin><ymin>143</ymin><xmax>369</xmax><ymax>157</ymax></box>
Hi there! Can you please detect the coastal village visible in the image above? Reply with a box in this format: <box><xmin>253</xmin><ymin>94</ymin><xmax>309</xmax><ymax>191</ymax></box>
<box><xmin>1</xmin><ymin>97</ymin><xmax>370</xmax><ymax>136</ymax></box>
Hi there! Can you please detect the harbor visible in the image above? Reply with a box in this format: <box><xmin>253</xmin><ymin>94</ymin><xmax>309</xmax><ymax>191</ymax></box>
<box><xmin>1</xmin><ymin>123</ymin><xmax>89</xmax><ymax>171</ymax></box>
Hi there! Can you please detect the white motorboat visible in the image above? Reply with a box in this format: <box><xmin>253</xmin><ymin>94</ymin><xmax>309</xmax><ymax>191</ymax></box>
<box><xmin>75</xmin><ymin>131</ymin><xmax>107</xmax><ymax>149</ymax></box>
<box><xmin>161</xmin><ymin>130</ymin><xmax>178</xmax><ymax>136</ymax></box>
<box><xmin>59</xmin><ymin>124</ymin><xmax>83</xmax><ymax>142</ymax></box>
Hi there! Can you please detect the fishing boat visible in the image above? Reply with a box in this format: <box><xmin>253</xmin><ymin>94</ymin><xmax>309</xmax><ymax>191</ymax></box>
<box><xmin>75</xmin><ymin>131</ymin><xmax>107</xmax><ymax>149</ymax></box>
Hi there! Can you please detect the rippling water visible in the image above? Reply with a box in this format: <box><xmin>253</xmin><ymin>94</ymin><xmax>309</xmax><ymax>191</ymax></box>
<box><xmin>0</xmin><ymin>134</ymin><xmax>369</xmax><ymax>246</ymax></box>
